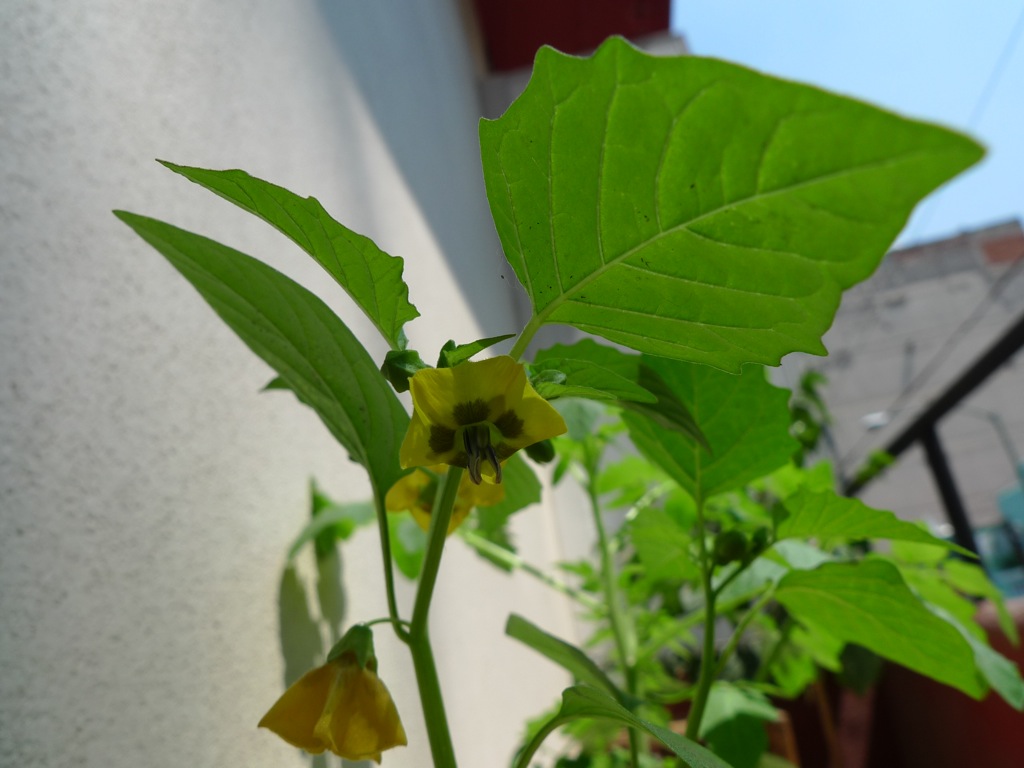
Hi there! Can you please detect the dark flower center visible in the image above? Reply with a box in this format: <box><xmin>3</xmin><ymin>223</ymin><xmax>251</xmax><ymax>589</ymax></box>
<box><xmin>462</xmin><ymin>424</ymin><xmax>502</xmax><ymax>484</ymax></box>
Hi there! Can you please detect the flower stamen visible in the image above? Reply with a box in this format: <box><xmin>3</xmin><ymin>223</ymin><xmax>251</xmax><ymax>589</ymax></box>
<box><xmin>462</xmin><ymin>424</ymin><xmax>502</xmax><ymax>485</ymax></box>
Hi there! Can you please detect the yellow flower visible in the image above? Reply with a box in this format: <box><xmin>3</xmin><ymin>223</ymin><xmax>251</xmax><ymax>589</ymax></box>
<box><xmin>259</xmin><ymin>628</ymin><xmax>406</xmax><ymax>763</ymax></box>
<box><xmin>400</xmin><ymin>356</ymin><xmax>566</xmax><ymax>484</ymax></box>
<box><xmin>386</xmin><ymin>465</ymin><xmax>505</xmax><ymax>534</ymax></box>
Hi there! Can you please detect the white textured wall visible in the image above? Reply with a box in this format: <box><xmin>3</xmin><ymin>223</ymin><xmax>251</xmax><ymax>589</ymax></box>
<box><xmin>0</xmin><ymin>1</ymin><xmax>574</xmax><ymax>766</ymax></box>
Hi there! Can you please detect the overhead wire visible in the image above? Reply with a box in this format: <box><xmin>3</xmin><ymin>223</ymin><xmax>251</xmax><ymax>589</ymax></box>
<box><xmin>836</xmin><ymin>3</ymin><xmax>1024</xmax><ymax>474</ymax></box>
<box><xmin>902</xmin><ymin>1</ymin><xmax>1024</xmax><ymax>244</ymax></box>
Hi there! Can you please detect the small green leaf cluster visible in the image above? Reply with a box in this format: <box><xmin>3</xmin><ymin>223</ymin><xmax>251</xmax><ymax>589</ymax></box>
<box><xmin>499</xmin><ymin>349</ymin><xmax>1022</xmax><ymax>767</ymax></box>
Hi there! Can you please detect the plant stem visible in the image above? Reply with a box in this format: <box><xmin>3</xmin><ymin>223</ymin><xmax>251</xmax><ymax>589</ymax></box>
<box><xmin>713</xmin><ymin>585</ymin><xmax>776</xmax><ymax>679</ymax></box>
<box><xmin>408</xmin><ymin>639</ymin><xmax>457</xmax><ymax>768</ymax></box>
<box><xmin>512</xmin><ymin>713</ymin><xmax>567</xmax><ymax>768</ymax></box>
<box><xmin>408</xmin><ymin>466</ymin><xmax>464</xmax><ymax>768</ymax></box>
<box><xmin>458</xmin><ymin>528</ymin><xmax>604</xmax><ymax>612</ymax></box>
<box><xmin>373</xmin><ymin>493</ymin><xmax>410</xmax><ymax>643</ymax></box>
<box><xmin>685</xmin><ymin>491</ymin><xmax>716</xmax><ymax>742</ymax></box>
<box><xmin>508</xmin><ymin>318</ymin><xmax>542</xmax><ymax>361</ymax></box>
<box><xmin>586</xmin><ymin>472</ymin><xmax>641</xmax><ymax>765</ymax></box>
<box><xmin>754</xmin><ymin>615</ymin><xmax>795</xmax><ymax>684</ymax></box>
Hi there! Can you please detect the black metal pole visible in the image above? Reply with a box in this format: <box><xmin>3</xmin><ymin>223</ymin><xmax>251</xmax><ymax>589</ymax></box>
<box><xmin>844</xmin><ymin>309</ymin><xmax>1024</xmax><ymax>498</ymax></box>
<box><xmin>920</xmin><ymin>425</ymin><xmax>978</xmax><ymax>555</ymax></box>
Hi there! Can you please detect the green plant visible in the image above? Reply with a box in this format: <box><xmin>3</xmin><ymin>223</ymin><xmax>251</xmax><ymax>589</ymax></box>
<box><xmin>116</xmin><ymin>37</ymin><xmax>1021</xmax><ymax>768</ymax></box>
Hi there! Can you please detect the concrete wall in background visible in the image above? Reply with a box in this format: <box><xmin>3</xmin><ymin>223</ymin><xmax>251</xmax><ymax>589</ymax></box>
<box><xmin>0</xmin><ymin>1</ymin><xmax>574</xmax><ymax>766</ymax></box>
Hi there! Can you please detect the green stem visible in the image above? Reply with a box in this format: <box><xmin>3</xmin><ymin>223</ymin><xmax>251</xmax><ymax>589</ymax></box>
<box><xmin>508</xmin><ymin>318</ymin><xmax>542</xmax><ymax>361</ymax></box>
<box><xmin>512</xmin><ymin>713</ymin><xmax>567</xmax><ymax>768</ymax></box>
<box><xmin>459</xmin><ymin>529</ymin><xmax>604</xmax><ymax>612</ymax></box>
<box><xmin>713</xmin><ymin>585</ymin><xmax>776</xmax><ymax>679</ymax></box>
<box><xmin>408</xmin><ymin>466</ymin><xmax>463</xmax><ymax>768</ymax></box>
<box><xmin>408</xmin><ymin>639</ymin><xmax>457</xmax><ymax>768</ymax></box>
<box><xmin>754</xmin><ymin>615</ymin><xmax>795</xmax><ymax>684</ymax></box>
<box><xmin>586</xmin><ymin>472</ymin><xmax>641</xmax><ymax>765</ymax></box>
<box><xmin>373</xmin><ymin>493</ymin><xmax>410</xmax><ymax>643</ymax></box>
<box><xmin>685</xmin><ymin>492</ymin><xmax>716</xmax><ymax>742</ymax></box>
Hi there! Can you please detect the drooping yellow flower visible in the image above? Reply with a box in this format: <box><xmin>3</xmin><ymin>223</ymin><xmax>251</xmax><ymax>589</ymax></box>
<box><xmin>259</xmin><ymin>627</ymin><xmax>406</xmax><ymax>763</ymax></box>
<box><xmin>386</xmin><ymin>464</ymin><xmax>505</xmax><ymax>533</ymax></box>
<box><xmin>400</xmin><ymin>355</ymin><xmax>567</xmax><ymax>484</ymax></box>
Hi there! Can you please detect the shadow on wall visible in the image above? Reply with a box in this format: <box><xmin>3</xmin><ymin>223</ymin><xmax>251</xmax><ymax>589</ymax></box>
<box><xmin>314</xmin><ymin>0</ymin><xmax>525</xmax><ymax>335</ymax></box>
<box><xmin>277</xmin><ymin>551</ymin><xmax>357</xmax><ymax>768</ymax></box>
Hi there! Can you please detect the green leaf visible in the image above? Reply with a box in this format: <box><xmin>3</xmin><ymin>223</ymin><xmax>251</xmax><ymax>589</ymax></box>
<box><xmin>923</xmin><ymin>602</ymin><xmax>1024</xmax><ymax>710</ymax></box>
<box><xmin>533</xmin><ymin>338</ymin><xmax>655</xmax><ymax>403</ymax></box>
<box><xmin>624</xmin><ymin>356</ymin><xmax>798</xmax><ymax>500</ymax></box>
<box><xmin>755</xmin><ymin>460</ymin><xmax>835</xmax><ymax>498</ymax></box>
<box><xmin>890</xmin><ymin>538</ymin><xmax>948</xmax><ymax>566</ymax></box>
<box><xmin>895</xmin><ymin>560</ymin><xmax>983</xmax><ymax>638</ymax></box>
<box><xmin>630</xmin><ymin>507</ymin><xmax>700</xmax><ymax>582</ymax></box>
<box><xmin>597</xmin><ymin>455</ymin><xmax>671</xmax><ymax>509</ymax></box>
<box><xmin>380</xmin><ymin>348</ymin><xmax>429</xmax><ymax>393</ymax></box>
<box><xmin>767</xmin><ymin>636</ymin><xmax>819</xmax><ymax>698</ymax></box>
<box><xmin>701</xmin><ymin>682</ymin><xmax>778</xmax><ymax>735</ymax></box>
<box><xmin>776</xmin><ymin>559</ymin><xmax>984</xmax><ymax>698</ymax></box>
<box><xmin>506</xmin><ymin>615</ymin><xmax>622</xmax><ymax>700</ymax></box>
<box><xmin>388</xmin><ymin>514</ymin><xmax>427</xmax><ymax>580</ymax></box>
<box><xmin>530</xmin><ymin>357</ymin><xmax>655</xmax><ymax>403</ymax></box>
<box><xmin>115</xmin><ymin>212</ymin><xmax>409</xmax><ymax>501</ymax></box>
<box><xmin>480</xmin><ymin>38</ymin><xmax>983</xmax><ymax>370</ymax></box>
<box><xmin>436</xmin><ymin>334</ymin><xmax>516</xmax><ymax>367</ymax></box>
<box><xmin>769</xmin><ymin>539</ymin><xmax>834</xmax><ymax>571</ymax></box>
<box><xmin>553</xmin><ymin>397</ymin><xmax>608</xmax><ymax>442</ymax></box>
<box><xmin>519</xmin><ymin>685</ymin><xmax>732</xmax><ymax>768</ymax></box>
<box><xmin>942</xmin><ymin>559</ymin><xmax>1020</xmax><ymax>645</ymax></box>
<box><xmin>777</xmin><ymin>487</ymin><xmax>972</xmax><ymax>555</ymax></box>
<box><xmin>535</xmin><ymin>340</ymin><xmax>706</xmax><ymax>445</ymax></box>
<box><xmin>159</xmin><ymin>162</ymin><xmax>418</xmax><ymax>349</ymax></box>
<box><xmin>701</xmin><ymin>683</ymin><xmax>777</xmax><ymax>768</ymax></box>
<box><xmin>617</xmin><ymin>364</ymin><xmax>709</xmax><ymax>451</ymax></box>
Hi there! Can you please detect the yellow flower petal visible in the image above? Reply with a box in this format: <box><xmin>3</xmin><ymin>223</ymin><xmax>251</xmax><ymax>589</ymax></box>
<box><xmin>387</xmin><ymin>466</ymin><xmax>505</xmax><ymax>534</ymax></box>
<box><xmin>258</xmin><ymin>663</ymin><xmax>335</xmax><ymax>754</ymax></box>
<box><xmin>315</xmin><ymin>662</ymin><xmax>407</xmax><ymax>763</ymax></box>
<box><xmin>259</xmin><ymin>656</ymin><xmax>406</xmax><ymax>763</ymax></box>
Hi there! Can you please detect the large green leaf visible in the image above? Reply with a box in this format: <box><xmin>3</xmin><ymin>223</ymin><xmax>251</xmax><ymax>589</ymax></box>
<box><xmin>515</xmin><ymin>685</ymin><xmax>732</xmax><ymax>768</ymax></box>
<box><xmin>115</xmin><ymin>212</ymin><xmax>408</xmax><ymax>499</ymax></box>
<box><xmin>481</xmin><ymin>38</ymin><xmax>983</xmax><ymax>370</ymax></box>
<box><xmin>924</xmin><ymin>602</ymin><xmax>1024</xmax><ymax>709</ymax></box>
<box><xmin>775</xmin><ymin>559</ymin><xmax>984</xmax><ymax>698</ymax></box>
<box><xmin>777</xmin><ymin>487</ymin><xmax>972</xmax><ymax>555</ymax></box>
<box><xmin>624</xmin><ymin>356</ymin><xmax>798</xmax><ymax>500</ymax></box>
<box><xmin>160</xmin><ymin>162</ymin><xmax>418</xmax><ymax>349</ymax></box>
<box><xmin>505</xmin><ymin>614</ymin><xmax>622</xmax><ymax>700</ymax></box>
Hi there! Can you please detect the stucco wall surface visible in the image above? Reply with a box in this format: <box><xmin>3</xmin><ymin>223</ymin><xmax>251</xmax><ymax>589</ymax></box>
<box><xmin>0</xmin><ymin>1</ymin><xmax>574</xmax><ymax>766</ymax></box>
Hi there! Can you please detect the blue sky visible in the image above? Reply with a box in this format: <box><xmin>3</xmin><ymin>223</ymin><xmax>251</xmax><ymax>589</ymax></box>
<box><xmin>671</xmin><ymin>0</ymin><xmax>1024</xmax><ymax>247</ymax></box>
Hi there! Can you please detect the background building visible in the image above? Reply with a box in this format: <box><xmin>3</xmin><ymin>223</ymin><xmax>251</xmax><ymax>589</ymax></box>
<box><xmin>782</xmin><ymin>219</ymin><xmax>1024</xmax><ymax>586</ymax></box>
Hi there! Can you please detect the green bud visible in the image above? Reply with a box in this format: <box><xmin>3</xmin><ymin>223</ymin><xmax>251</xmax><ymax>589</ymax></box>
<box><xmin>381</xmin><ymin>349</ymin><xmax>429</xmax><ymax>393</ymax></box>
<box><xmin>327</xmin><ymin>624</ymin><xmax>376</xmax><ymax>669</ymax></box>
<box><xmin>712</xmin><ymin>530</ymin><xmax>748</xmax><ymax>566</ymax></box>
<box><xmin>749</xmin><ymin>527</ymin><xmax>770</xmax><ymax>557</ymax></box>
<box><xmin>525</xmin><ymin>439</ymin><xmax>556</xmax><ymax>464</ymax></box>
